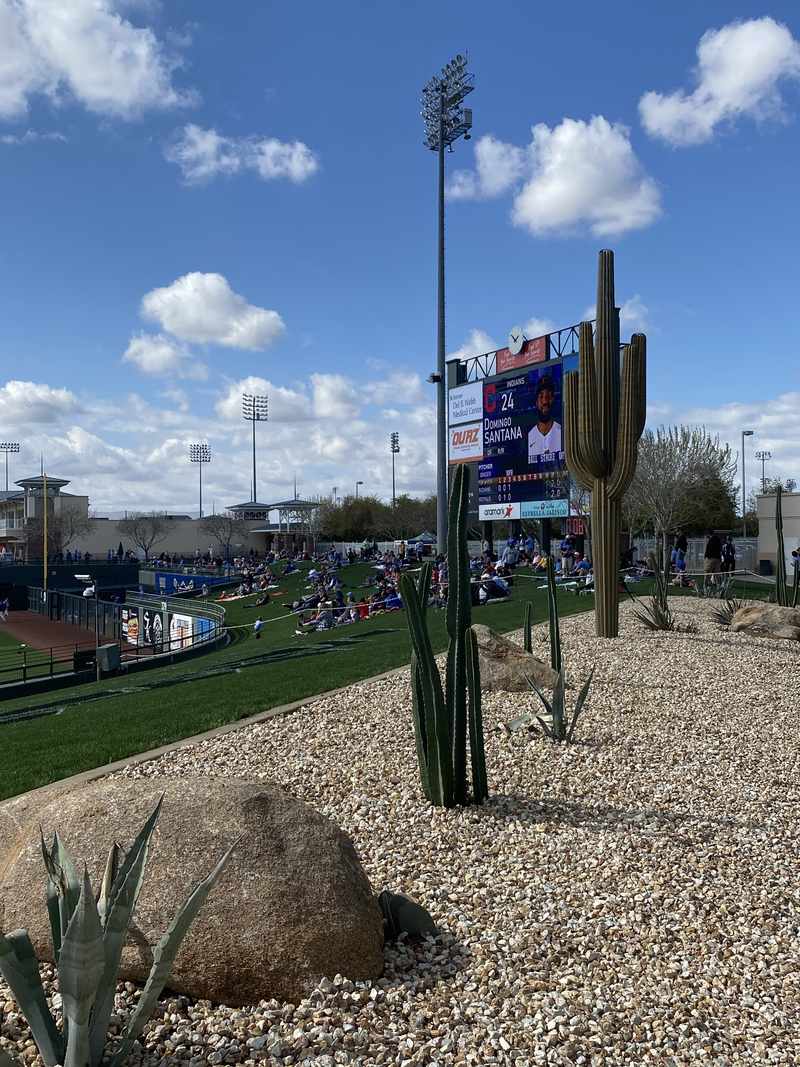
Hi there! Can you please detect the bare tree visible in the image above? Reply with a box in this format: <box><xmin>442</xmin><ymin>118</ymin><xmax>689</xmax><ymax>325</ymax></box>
<box><xmin>116</xmin><ymin>511</ymin><xmax>170</xmax><ymax>558</ymax></box>
<box><xmin>197</xmin><ymin>512</ymin><xmax>250</xmax><ymax>558</ymax></box>
<box><xmin>626</xmin><ymin>426</ymin><xmax>736</xmax><ymax>549</ymax></box>
<box><xmin>27</xmin><ymin>505</ymin><xmax>96</xmax><ymax>557</ymax></box>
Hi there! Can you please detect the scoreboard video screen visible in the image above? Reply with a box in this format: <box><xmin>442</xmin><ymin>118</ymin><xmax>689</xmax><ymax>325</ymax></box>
<box><xmin>477</xmin><ymin>363</ymin><xmax>568</xmax><ymax>519</ymax></box>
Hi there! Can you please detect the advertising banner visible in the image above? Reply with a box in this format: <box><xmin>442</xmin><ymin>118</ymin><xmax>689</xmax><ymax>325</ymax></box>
<box><xmin>169</xmin><ymin>613</ymin><xmax>194</xmax><ymax>650</ymax></box>
<box><xmin>141</xmin><ymin>607</ymin><xmax>164</xmax><ymax>653</ymax></box>
<box><xmin>121</xmin><ymin>606</ymin><xmax>139</xmax><ymax>645</ymax></box>
<box><xmin>521</xmin><ymin>499</ymin><xmax>569</xmax><ymax>518</ymax></box>
<box><xmin>448</xmin><ymin>422</ymin><xmax>483</xmax><ymax>464</ymax></box>
<box><xmin>478</xmin><ymin>502</ymin><xmax>521</xmax><ymax>520</ymax></box>
<box><xmin>495</xmin><ymin>336</ymin><xmax>549</xmax><ymax>374</ymax></box>
<box><xmin>448</xmin><ymin>384</ymin><xmax>484</xmax><ymax>426</ymax></box>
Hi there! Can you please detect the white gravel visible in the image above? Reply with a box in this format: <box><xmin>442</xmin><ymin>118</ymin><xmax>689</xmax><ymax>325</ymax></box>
<box><xmin>3</xmin><ymin>597</ymin><xmax>800</xmax><ymax>1066</ymax></box>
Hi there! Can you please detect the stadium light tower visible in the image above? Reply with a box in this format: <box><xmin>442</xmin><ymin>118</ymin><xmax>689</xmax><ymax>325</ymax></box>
<box><xmin>189</xmin><ymin>444</ymin><xmax>211</xmax><ymax>517</ymax></box>
<box><xmin>356</xmin><ymin>480</ymin><xmax>363</xmax><ymax>499</ymax></box>
<box><xmin>242</xmin><ymin>394</ymin><xmax>268</xmax><ymax>503</ymax></box>
<box><xmin>742</xmin><ymin>429</ymin><xmax>753</xmax><ymax>540</ymax></box>
<box><xmin>390</xmin><ymin>432</ymin><xmax>400</xmax><ymax>510</ymax></box>
<box><xmin>755</xmin><ymin>449</ymin><xmax>771</xmax><ymax>491</ymax></box>
<box><xmin>0</xmin><ymin>443</ymin><xmax>20</xmax><ymax>492</ymax></box>
<box><xmin>421</xmin><ymin>54</ymin><xmax>474</xmax><ymax>556</ymax></box>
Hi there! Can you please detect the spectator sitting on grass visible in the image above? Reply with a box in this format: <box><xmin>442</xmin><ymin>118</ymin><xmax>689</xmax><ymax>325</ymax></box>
<box><xmin>385</xmin><ymin>588</ymin><xmax>403</xmax><ymax>611</ymax></box>
<box><xmin>295</xmin><ymin>602</ymin><xmax>336</xmax><ymax>633</ymax></box>
<box><xmin>244</xmin><ymin>592</ymin><xmax>271</xmax><ymax>607</ymax></box>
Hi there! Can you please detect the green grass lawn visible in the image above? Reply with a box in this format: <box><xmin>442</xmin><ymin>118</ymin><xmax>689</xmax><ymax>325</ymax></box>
<box><xmin>0</xmin><ymin>564</ymin><xmax>770</xmax><ymax>802</ymax></box>
<box><xmin>0</xmin><ymin>561</ymin><xmax>596</xmax><ymax>800</ymax></box>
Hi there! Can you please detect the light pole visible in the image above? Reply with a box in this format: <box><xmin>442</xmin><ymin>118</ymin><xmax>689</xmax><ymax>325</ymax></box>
<box><xmin>390</xmin><ymin>432</ymin><xmax>400</xmax><ymax>510</ymax></box>
<box><xmin>742</xmin><ymin>429</ymin><xmax>753</xmax><ymax>540</ymax></box>
<box><xmin>76</xmin><ymin>574</ymin><xmax>101</xmax><ymax>682</ymax></box>
<box><xmin>242</xmin><ymin>394</ymin><xmax>268</xmax><ymax>503</ymax></box>
<box><xmin>356</xmin><ymin>480</ymin><xmax>363</xmax><ymax>499</ymax></box>
<box><xmin>755</xmin><ymin>449</ymin><xmax>771</xmax><ymax>491</ymax></box>
<box><xmin>421</xmin><ymin>55</ymin><xmax>474</xmax><ymax>556</ymax></box>
<box><xmin>189</xmin><ymin>444</ymin><xmax>211</xmax><ymax>517</ymax></box>
<box><xmin>0</xmin><ymin>443</ymin><xmax>19</xmax><ymax>491</ymax></box>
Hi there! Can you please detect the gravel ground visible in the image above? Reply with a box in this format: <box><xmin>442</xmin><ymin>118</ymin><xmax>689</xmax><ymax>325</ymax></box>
<box><xmin>2</xmin><ymin>597</ymin><xmax>800</xmax><ymax>1066</ymax></box>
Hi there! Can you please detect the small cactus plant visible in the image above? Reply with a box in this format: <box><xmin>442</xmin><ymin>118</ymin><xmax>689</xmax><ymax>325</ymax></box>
<box><xmin>399</xmin><ymin>464</ymin><xmax>487</xmax><ymax>807</ymax></box>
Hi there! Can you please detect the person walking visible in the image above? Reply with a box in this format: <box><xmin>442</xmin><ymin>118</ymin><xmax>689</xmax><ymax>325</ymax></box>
<box><xmin>704</xmin><ymin>530</ymin><xmax>722</xmax><ymax>586</ymax></box>
<box><xmin>720</xmin><ymin>535</ymin><xmax>736</xmax><ymax>573</ymax></box>
<box><xmin>253</xmin><ymin>616</ymin><xmax>264</xmax><ymax>639</ymax></box>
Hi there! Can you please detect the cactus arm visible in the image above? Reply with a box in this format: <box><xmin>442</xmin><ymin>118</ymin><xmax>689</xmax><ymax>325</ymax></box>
<box><xmin>563</xmin><ymin>371</ymin><xmax>594</xmax><ymax>492</ymax></box>
<box><xmin>548</xmin><ymin>558</ymin><xmax>562</xmax><ymax>673</ymax></box>
<box><xmin>595</xmin><ymin>249</ymin><xmax>620</xmax><ymax>459</ymax></box>
<box><xmin>409</xmin><ymin>562</ymin><xmax>433</xmax><ymax>802</ymax></box>
<box><xmin>399</xmin><ymin>572</ymin><xmax>453</xmax><ymax>806</ymax></box>
<box><xmin>631</xmin><ymin>333</ymin><xmax>647</xmax><ymax>439</ymax></box>
<box><xmin>607</xmin><ymin>338</ymin><xmax>645</xmax><ymax>500</ymax></box>
<box><xmin>466</xmin><ymin>627</ymin><xmax>488</xmax><ymax>804</ymax></box>
<box><xmin>445</xmin><ymin>464</ymin><xmax>472</xmax><ymax>806</ymax></box>
<box><xmin>523</xmin><ymin>601</ymin><xmax>532</xmax><ymax>653</ymax></box>
<box><xmin>577</xmin><ymin>321</ymin><xmax>607</xmax><ymax>477</ymax></box>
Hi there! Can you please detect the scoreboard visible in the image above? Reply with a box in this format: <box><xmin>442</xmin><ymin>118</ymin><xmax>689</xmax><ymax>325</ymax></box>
<box><xmin>449</xmin><ymin>360</ymin><xmax>570</xmax><ymax>520</ymax></box>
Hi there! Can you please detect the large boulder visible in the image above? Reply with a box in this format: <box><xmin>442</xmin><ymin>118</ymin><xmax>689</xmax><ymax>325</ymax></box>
<box><xmin>0</xmin><ymin>777</ymin><xmax>384</xmax><ymax>1005</ymax></box>
<box><xmin>471</xmin><ymin>624</ymin><xmax>560</xmax><ymax>692</ymax></box>
<box><xmin>730</xmin><ymin>603</ymin><xmax>800</xmax><ymax>641</ymax></box>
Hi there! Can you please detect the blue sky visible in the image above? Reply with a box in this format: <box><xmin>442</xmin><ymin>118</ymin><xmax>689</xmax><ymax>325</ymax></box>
<box><xmin>0</xmin><ymin>0</ymin><xmax>798</xmax><ymax>511</ymax></box>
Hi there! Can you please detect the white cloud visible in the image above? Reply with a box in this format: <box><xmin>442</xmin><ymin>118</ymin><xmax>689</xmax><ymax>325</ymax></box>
<box><xmin>640</xmin><ymin>17</ymin><xmax>800</xmax><ymax>146</ymax></box>
<box><xmin>0</xmin><ymin>128</ymin><xmax>67</xmax><ymax>143</ymax></box>
<box><xmin>582</xmin><ymin>295</ymin><xmax>653</xmax><ymax>334</ymax></box>
<box><xmin>0</xmin><ymin>0</ymin><xmax>197</xmax><ymax>122</ymax></box>
<box><xmin>122</xmin><ymin>332</ymin><xmax>207</xmax><ymax>379</ymax></box>
<box><xmin>140</xmin><ymin>272</ymin><xmax>286</xmax><ymax>350</ymax></box>
<box><xmin>0</xmin><ymin>379</ymin><xmax>83</xmax><ymax>424</ymax></box>
<box><xmin>450</xmin><ymin>118</ymin><xmax>661</xmax><ymax>238</ymax></box>
<box><xmin>362</xmin><ymin>370</ymin><xmax>424</xmax><ymax>407</ymax></box>
<box><xmin>164</xmin><ymin>124</ymin><xmax>319</xmax><ymax>185</ymax></box>
<box><xmin>311</xmin><ymin>373</ymin><xmax>361</xmax><ymax>420</ymax></box>
<box><xmin>447</xmin><ymin>329</ymin><xmax>498</xmax><ymax>361</ymax></box>
<box><xmin>522</xmin><ymin>315</ymin><xmax>557</xmax><ymax>339</ymax></box>
<box><xmin>214</xmin><ymin>376</ymin><xmax>312</xmax><ymax>426</ymax></box>
<box><xmin>157</xmin><ymin>387</ymin><xmax>190</xmax><ymax>412</ymax></box>
<box><xmin>655</xmin><ymin>391</ymin><xmax>800</xmax><ymax>496</ymax></box>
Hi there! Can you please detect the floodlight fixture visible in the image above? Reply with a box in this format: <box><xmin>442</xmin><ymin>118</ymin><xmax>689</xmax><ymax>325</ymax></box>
<box><xmin>755</xmin><ymin>449</ymin><xmax>772</xmax><ymax>490</ymax></box>
<box><xmin>189</xmin><ymin>443</ymin><xmax>211</xmax><ymax>517</ymax></box>
<box><xmin>242</xmin><ymin>393</ymin><xmax>268</xmax><ymax>504</ymax></box>
<box><xmin>421</xmin><ymin>53</ymin><xmax>474</xmax><ymax>554</ymax></box>
<box><xmin>0</xmin><ymin>442</ymin><xmax>20</xmax><ymax>492</ymax></box>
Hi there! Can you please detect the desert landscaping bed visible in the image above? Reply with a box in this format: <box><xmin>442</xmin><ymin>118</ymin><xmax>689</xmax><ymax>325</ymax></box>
<box><xmin>2</xmin><ymin>597</ymin><xmax>800</xmax><ymax>1066</ymax></box>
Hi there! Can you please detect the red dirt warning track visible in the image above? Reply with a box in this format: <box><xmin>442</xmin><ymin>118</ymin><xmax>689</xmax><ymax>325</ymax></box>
<box><xmin>0</xmin><ymin>611</ymin><xmax>115</xmax><ymax>654</ymax></box>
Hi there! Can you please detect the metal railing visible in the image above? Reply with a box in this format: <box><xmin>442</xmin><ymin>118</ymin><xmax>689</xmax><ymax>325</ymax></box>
<box><xmin>0</xmin><ymin>641</ymin><xmax>95</xmax><ymax>686</ymax></box>
<box><xmin>27</xmin><ymin>587</ymin><xmax>122</xmax><ymax>638</ymax></box>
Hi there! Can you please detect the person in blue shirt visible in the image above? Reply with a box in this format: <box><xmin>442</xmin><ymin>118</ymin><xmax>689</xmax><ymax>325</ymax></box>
<box><xmin>253</xmin><ymin>616</ymin><xmax>264</xmax><ymax>639</ymax></box>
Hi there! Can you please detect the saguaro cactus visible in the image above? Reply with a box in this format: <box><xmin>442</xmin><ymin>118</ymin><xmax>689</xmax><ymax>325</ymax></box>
<box><xmin>564</xmin><ymin>249</ymin><xmax>647</xmax><ymax>637</ymax></box>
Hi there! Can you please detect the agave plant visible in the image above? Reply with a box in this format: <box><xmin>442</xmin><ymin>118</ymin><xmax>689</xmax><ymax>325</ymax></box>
<box><xmin>633</xmin><ymin>595</ymin><xmax>674</xmax><ymax>631</ymax></box>
<box><xmin>0</xmin><ymin>798</ymin><xmax>234</xmax><ymax>1067</ymax></box>
<box><xmin>710</xmin><ymin>598</ymin><xmax>743</xmax><ymax>627</ymax></box>
<box><xmin>505</xmin><ymin>668</ymin><xmax>595</xmax><ymax>744</ymax></box>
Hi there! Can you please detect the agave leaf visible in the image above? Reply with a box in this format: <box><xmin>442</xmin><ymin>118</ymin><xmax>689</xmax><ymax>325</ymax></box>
<box><xmin>524</xmin><ymin>673</ymin><xmax>553</xmax><ymax>719</ymax></box>
<box><xmin>551</xmin><ymin>671</ymin><xmax>566</xmax><ymax>740</ymax></box>
<box><xmin>0</xmin><ymin>930</ymin><xmax>63</xmax><ymax>1067</ymax></box>
<box><xmin>535</xmin><ymin>715</ymin><xmax>557</xmax><ymax>740</ymax></box>
<box><xmin>504</xmin><ymin>711</ymin><xmax>539</xmax><ymax>732</ymax></box>
<box><xmin>89</xmin><ymin>801</ymin><xmax>163</xmax><ymax>1065</ymax></box>
<box><xmin>58</xmin><ymin>870</ymin><xmax>105</xmax><ymax>1067</ymax></box>
<box><xmin>566</xmin><ymin>667</ymin><xmax>595</xmax><ymax>744</ymax></box>
<box><xmin>96</xmin><ymin>843</ymin><xmax>117</xmax><ymax>923</ymax></box>
<box><xmin>49</xmin><ymin>832</ymin><xmax>81</xmax><ymax>949</ymax></box>
<box><xmin>105</xmin><ymin>841</ymin><xmax>236</xmax><ymax>1067</ymax></box>
<box><xmin>41</xmin><ymin>835</ymin><xmax>63</xmax><ymax>964</ymax></box>
<box><xmin>0</xmin><ymin>1049</ymin><xmax>19</xmax><ymax>1067</ymax></box>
